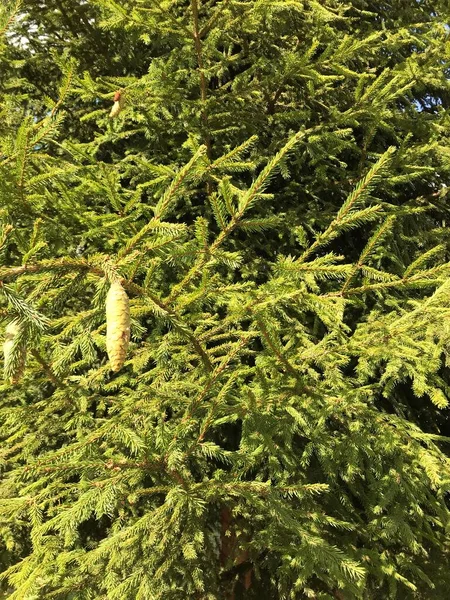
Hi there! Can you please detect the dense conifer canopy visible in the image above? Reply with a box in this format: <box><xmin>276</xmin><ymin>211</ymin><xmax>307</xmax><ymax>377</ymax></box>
<box><xmin>0</xmin><ymin>1</ymin><xmax>450</xmax><ymax>598</ymax></box>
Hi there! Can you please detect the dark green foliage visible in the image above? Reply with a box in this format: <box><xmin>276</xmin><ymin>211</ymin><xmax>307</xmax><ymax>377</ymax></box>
<box><xmin>1</xmin><ymin>1</ymin><xmax>450</xmax><ymax>598</ymax></box>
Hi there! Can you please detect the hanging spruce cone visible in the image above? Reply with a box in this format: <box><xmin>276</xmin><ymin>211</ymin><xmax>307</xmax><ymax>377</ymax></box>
<box><xmin>109</xmin><ymin>90</ymin><xmax>124</xmax><ymax>118</ymax></box>
<box><xmin>109</xmin><ymin>101</ymin><xmax>121</xmax><ymax>118</ymax></box>
<box><xmin>106</xmin><ymin>281</ymin><xmax>130</xmax><ymax>371</ymax></box>
<box><xmin>3</xmin><ymin>320</ymin><xmax>26</xmax><ymax>384</ymax></box>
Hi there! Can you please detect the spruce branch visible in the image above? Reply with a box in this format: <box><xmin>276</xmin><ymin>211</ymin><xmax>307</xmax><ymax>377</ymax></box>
<box><xmin>30</xmin><ymin>349</ymin><xmax>64</xmax><ymax>388</ymax></box>
<box><xmin>0</xmin><ymin>284</ymin><xmax>49</xmax><ymax>331</ymax></box>
<box><xmin>0</xmin><ymin>258</ymin><xmax>213</xmax><ymax>372</ymax></box>
<box><xmin>0</xmin><ymin>0</ymin><xmax>21</xmax><ymax>39</ymax></box>
<box><xmin>199</xmin><ymin>0</ymin><xmax>231</xmax><ymax>38</ymax></box>
<box><xmin>299</xmin><ymin>147</ymin><xmax>396</xmax><ymax>263</ymax></box>
<box><xmin>340</xmin><ymin>215</ymin><xmax>396</xmax><ymax>294</ymax></box>
<box><xmin>206</xmin><ymin>136</ymin><xmax>258</xmax><ymax>175</ymax></box>
<box><xmin>327</xmin><ymin>266</ymin><xmax>450</xmax><ymax>297</ymax></box>
<box><xmin>171</xmin><ymin>334</ymin><xmax>252</xmax><ymax>451</ymax></box>
<box><xmin>236</xmin><ymin>129</ymin><xmax>308</xmax><ymax>215</ymax></box>
<box><xmin>190</xmin><ymin>0</ymin><xmax>212</xmax><ymax>162</ymax></box>
<box><xmin>167</xmin><ymin>129</ymin><xmax>309</xmax><ymax>304</ymax></box>
<box><xmin>255</xmin><ymin>314</ymin><xmax>300</xmax><ymax>379</ymax></box>
<box><xmin>404</xmin><ymin>244</ymin><xmax>447</xmax><ymax>277</ymax></box>
<box><xmin>50</xmin><ymin>59</ymin><xmax>76</xmax><ymax>118</ymax></box>
<box><xmin>141</xmin><ymin>0</ymin><xmax>192</xmax><ymax>37</ymax></box>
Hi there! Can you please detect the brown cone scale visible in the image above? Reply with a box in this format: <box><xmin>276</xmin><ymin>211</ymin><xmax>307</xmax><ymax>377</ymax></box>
<box><xmin>106</xmin><ymin>281</ymin><xmax>130</xmax><ymax>372</ymax></box>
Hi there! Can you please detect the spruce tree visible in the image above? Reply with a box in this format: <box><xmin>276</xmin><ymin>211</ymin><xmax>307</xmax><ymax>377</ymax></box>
<box><xmin>1</xmin><ymin>1</ymin><xmax>450</xmax><ymax>598</ymax></box>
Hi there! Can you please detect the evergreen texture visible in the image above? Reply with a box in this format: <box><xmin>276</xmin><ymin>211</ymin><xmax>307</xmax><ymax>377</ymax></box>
<box><xmin>1</xmin><ymin>1</ymin><xmax>450</xmax><ymax>598</ymax></box>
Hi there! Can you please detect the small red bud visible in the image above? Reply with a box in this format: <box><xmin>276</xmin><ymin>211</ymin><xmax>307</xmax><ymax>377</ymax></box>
<box><xmin>114</xmin><ymin>91</ymin><xmax>121</xmax><ymax>102</ymax></box>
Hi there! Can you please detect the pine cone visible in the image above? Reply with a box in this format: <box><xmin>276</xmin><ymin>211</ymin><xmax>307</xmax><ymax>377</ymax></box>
<box><xmin>106</xmin><ymin>282</ymin><xmax>130</xmax><ymax>372</ymax></box>
<box><xmin>3</xmin><ymin>320</ymin><xmax>26</xmax><ymax>384</ymax></box>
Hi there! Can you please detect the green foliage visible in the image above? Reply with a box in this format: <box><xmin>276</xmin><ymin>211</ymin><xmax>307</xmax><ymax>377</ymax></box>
<box><xmin>0</xmin><ymin>0</ymin><xmax>450</xmax><ymax>598</ymax></box>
